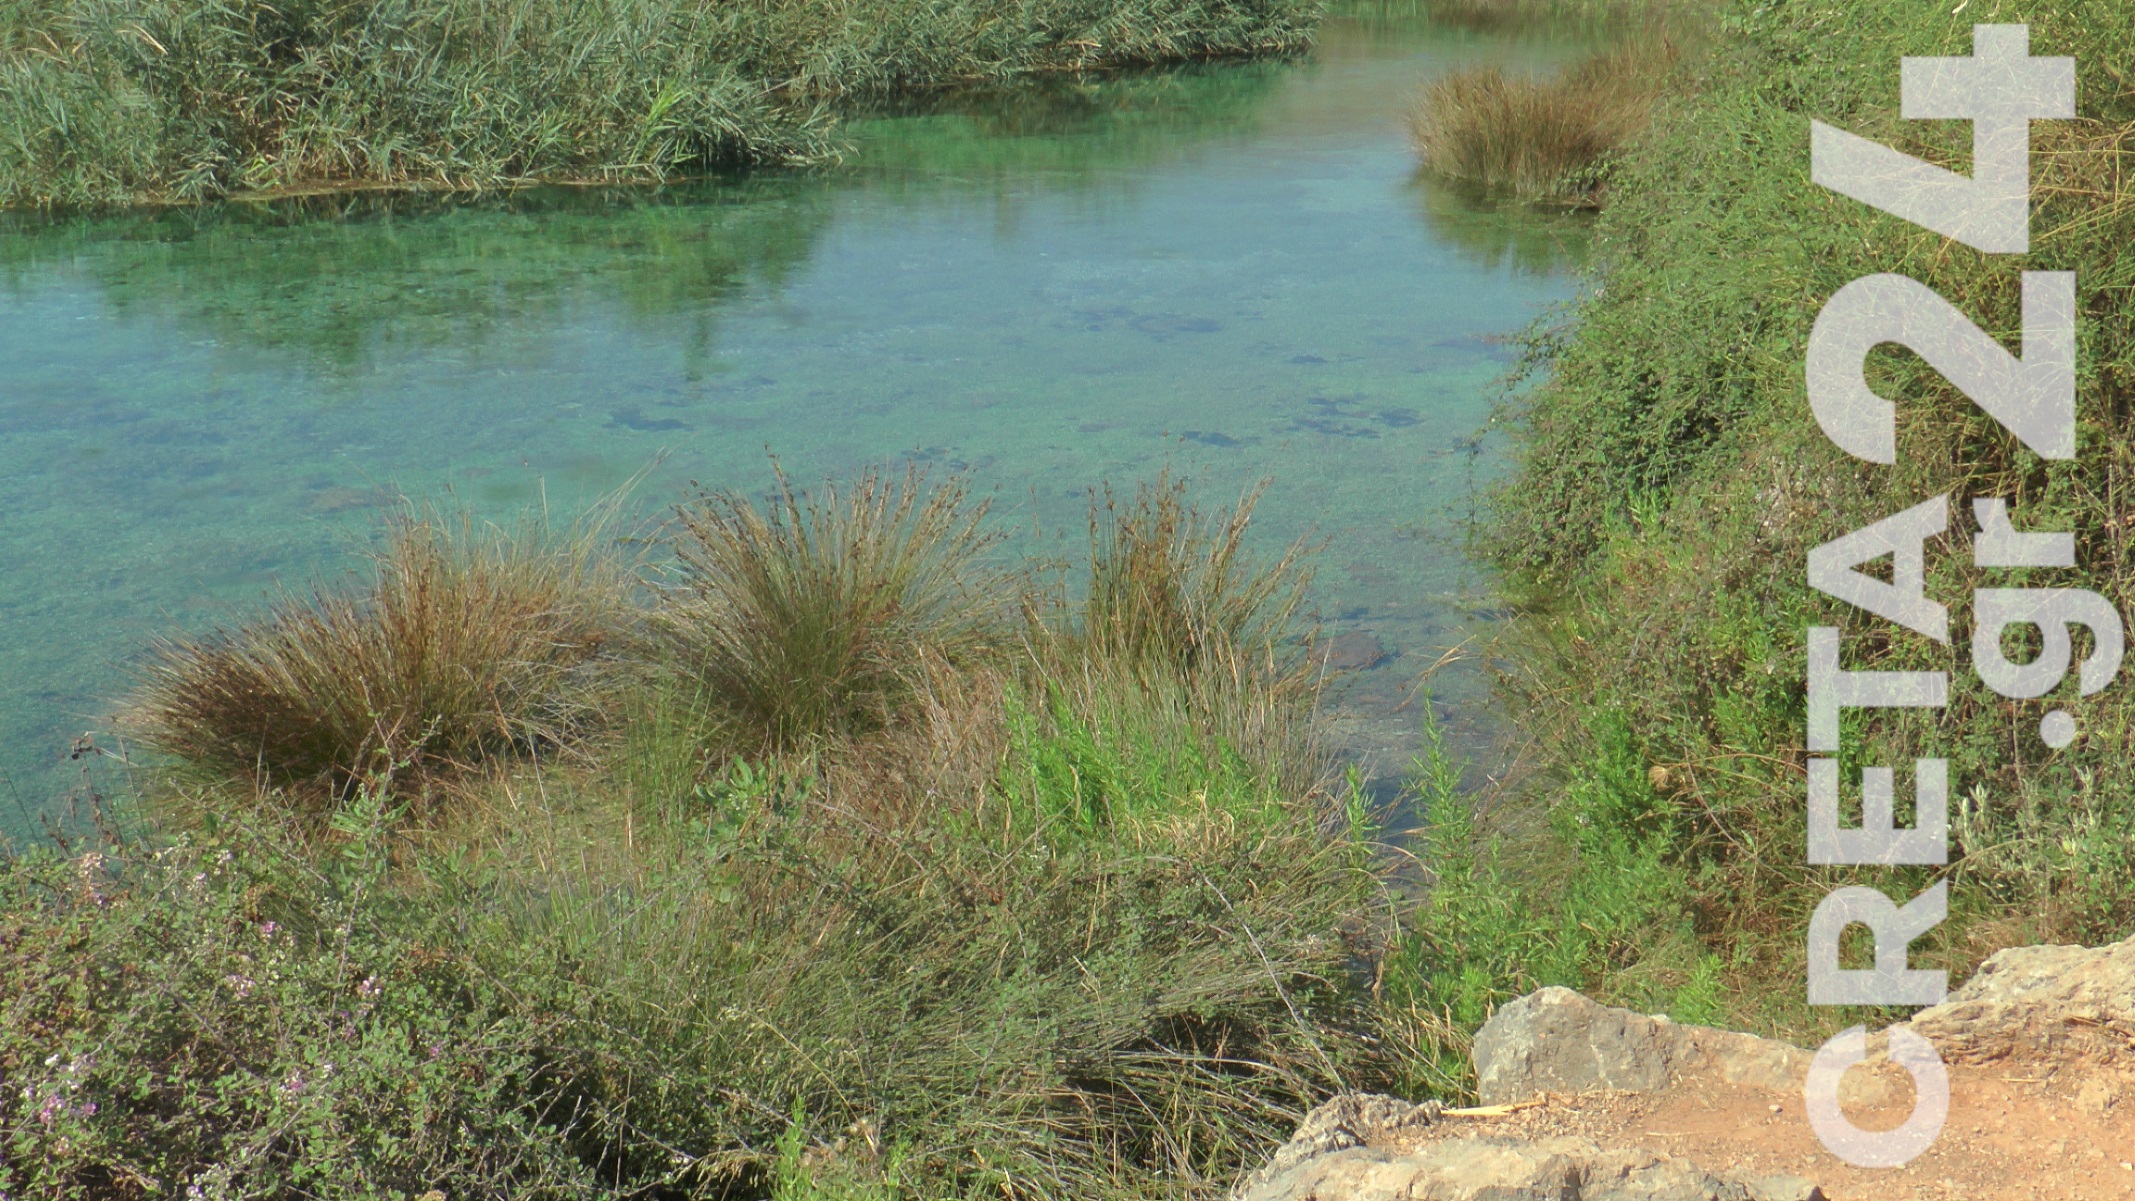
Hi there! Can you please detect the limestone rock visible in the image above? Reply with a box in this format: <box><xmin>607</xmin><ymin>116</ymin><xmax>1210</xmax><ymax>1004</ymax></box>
<box><xmin>1471</xmin><ymin>987</ymin><xmax>1811</xmax><ymax>1106</ymax></box>
<box><xmin>1904</xmin><ymin>933</ymin><xmax>2135</xmax><ymax>1065</ymax></box>
<box><xmin>1230</xmin><ymin>1094</ymin><xmax>1441</xmax><ymax>1199</ymax></box>
<box><xmin>1233</xmin><ymin>1131</ymin><xmax>1822</xmax><ymax>1201</ymax></box>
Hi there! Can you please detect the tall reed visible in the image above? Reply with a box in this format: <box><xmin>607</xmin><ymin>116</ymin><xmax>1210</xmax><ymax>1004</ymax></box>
<box><xmin>1407</xmin><ymin>41</ymin><xmax>1677</xmax><ymax>206</ymax></box>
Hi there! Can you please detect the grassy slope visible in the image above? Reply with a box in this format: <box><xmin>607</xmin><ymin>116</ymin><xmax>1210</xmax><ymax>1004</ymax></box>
<box><xmin>0</xmin><ymin>0</ymin><xmax>1320</xmax><ymax>208</ymax></box>
<box><xmin>1450</xmin><ymin>0</ymin><xmax>2135</xmax><ymax>1041</ymax></box>
<box><xmin>1</xmin><ymin>478</ymin><xmax>1430</xmax><ymax>1200</ymax></box>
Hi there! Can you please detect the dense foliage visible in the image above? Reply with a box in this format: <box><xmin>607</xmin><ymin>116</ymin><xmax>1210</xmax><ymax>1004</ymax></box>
<box><xmin>2</xmin><ymin>474</ymin><xmax>1436</xmax><ymax>1200</ymax></box>
<box><xmin>1449</xmin><ymin>0</ymin><xmax>2135</xmax><ymax>1040</ymax></box>
<box><xmin>0</xmin><ymin>0</ymin><xmax>1321</xmax><ymax>207</ymax></box>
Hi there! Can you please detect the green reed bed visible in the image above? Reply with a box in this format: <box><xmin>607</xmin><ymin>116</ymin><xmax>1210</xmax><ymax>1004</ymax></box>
<box><xmin>1415</xmin><ymin>0</ymin><xmax>2135</xmax><ymax>1049</ymax></box>
<box><xmin>1</xmin><ymin>468</ymin><xmax>1444</xmax><ymax>1199</ymax></box>
<box><xmin>0</xmin><ymin>0</ymin><xmax>1322</xmax><ymax>209</ymax></box>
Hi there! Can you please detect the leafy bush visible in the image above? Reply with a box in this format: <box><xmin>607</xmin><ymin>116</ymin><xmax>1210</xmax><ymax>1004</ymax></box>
<box><xmin>0</xmin><ymin>794</ymin><xmax>596</xmax><ymax>1199</ymax></box>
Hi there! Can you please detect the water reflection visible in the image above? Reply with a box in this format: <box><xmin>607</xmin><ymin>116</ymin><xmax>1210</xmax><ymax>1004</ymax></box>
<box><xmin>1408</xmin><ymin>173</ymin><xmax>1592</xmax><ymax>277</ymax></box>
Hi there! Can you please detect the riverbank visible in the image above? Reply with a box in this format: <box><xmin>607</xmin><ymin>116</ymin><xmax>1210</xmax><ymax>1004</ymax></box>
<box><xmin>0</xmin><ymin>0</ymin><xmax>1320</xmax><ymax>208</ymax></box>
<box><xmin>1455</xmin><ymin>0</ymin><xmax>2135</xmax><ymax>1045</ymax></box>
<box><xmin>2</xmin><ymin>472</ymin><xmax>1457</xmax><ymax>1199</ymax></box>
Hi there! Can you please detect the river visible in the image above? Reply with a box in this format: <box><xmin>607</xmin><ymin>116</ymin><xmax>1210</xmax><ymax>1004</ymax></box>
<box><xmin>0</xmin><ymin>5</ymin><xmax>1590</xmax><ymax>836</ymax></box>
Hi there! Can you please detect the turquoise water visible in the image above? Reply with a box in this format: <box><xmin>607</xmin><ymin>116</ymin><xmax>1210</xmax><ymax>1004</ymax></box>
<box><xmin>0</xmin><ymin>12</ymin><xmax>1589</xmax><ymax>832</ymax></box>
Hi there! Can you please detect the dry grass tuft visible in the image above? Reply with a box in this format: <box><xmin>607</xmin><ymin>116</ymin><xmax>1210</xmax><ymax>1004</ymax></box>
<box><xmin>654</xmin><ymin>463</ymin><xmax>1012</xmax><ymax>754</ymax></box>
<box><xmin>1051</xmin><ymin>474</ymin><xmax>1316</xmax><ymax>692</ymax></box>
<box><xmin>127</xmin><ymin>508</ymin><xmax>623</xmax><ymax>809</ymax></box>
<box><xmin>1415</xmin><ymin>0</ymin><xmax>1662</xmax><ymax>33</ymax></box>
<box><xmin>1407</xmin><ymin>41</ymin><xmax>1677</xmax><ymax>207</ymax></box>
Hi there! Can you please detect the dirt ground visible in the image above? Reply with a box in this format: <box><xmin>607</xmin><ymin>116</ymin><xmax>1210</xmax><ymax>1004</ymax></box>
<box><xmin>1380</xmin><ymin>1063</ymin><xmax>2135</xmax><ymax>1200</ymax></box>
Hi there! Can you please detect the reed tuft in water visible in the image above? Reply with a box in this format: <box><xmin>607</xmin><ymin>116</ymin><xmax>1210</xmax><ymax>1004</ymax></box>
<box><xmin>654</xmin><ymin>464</ymin><xmax>1011</xmax><ymax>753</ymax></box>
<box><xmin>1407</xmin><ymin>41</ymin><xmax>1677</xmax><ymax>206</ymax></box>
<box><xmin>1050</xmin><ymin>474</ymin><xmax>1314</xmax><ymax>690</ymax></box>
<box><xmin>127</xmin><ymin>508</ymin><xmax>623</xmax><ymax>808</ymax></box>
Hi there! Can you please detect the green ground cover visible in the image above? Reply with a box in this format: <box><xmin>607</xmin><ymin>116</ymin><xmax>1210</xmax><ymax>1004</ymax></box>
<box><xmin>0</xmin><ymin>0</ymin><xmax>1319</xmax><ymax>207</ymax></box>
<box><xmin>1437</xmin><ymin>0</ymin><xmax>2135</xmax><ymax>1042</ymax></box>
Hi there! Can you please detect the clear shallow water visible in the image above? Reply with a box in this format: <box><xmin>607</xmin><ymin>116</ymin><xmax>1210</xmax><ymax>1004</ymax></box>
<box><xmin>0</xmin><ymin>12</ymin><xmax>1590</xmax><ymax>833</ymax></box>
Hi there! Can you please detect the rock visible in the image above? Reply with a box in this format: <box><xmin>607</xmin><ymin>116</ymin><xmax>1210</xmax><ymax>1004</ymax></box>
<box><xmin>1903</xmin><ymin>933</ymin><xmax>2135</xmax><ymax>1065</ymax></box>
<box><xmin>1314</xmin><ymin>630</ymin><xmax>1389</xmax><ymax>672</ymax></box>
<box><xmin>1233</xmin><ymin>1129</ymin><xmax>1823</xmax><ymax>1201</ymax></box>
<box><xmin>1472</xmin><ymin>987</ymin><xmax>1811</xmax><ymax>1106</ymax></box>
<box><xmin>1230</xmin><ymin>1094</ymin><xmax>1442</xmax><ymax>1199</ymax></box>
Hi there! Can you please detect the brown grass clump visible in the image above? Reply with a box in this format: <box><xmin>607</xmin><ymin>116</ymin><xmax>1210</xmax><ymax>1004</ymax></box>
<box><xmin>654</xmin><ymin>463</ymin><xmax>1012</xmax><ymax>754</ymax></box>
<box><xmin>1407</xmin><ymin>41</ymin><xmax>1677</xmax><ymax>207</ymax></box>
<box><xmin>1416</xmin><ymin>0</ymin><xmax>1663</xmax><ymax>32</ymax></box>
<box><xmin>127</xmin><ymin>509</ymin><xmax>623</xmax><ymax>808</ymax></box>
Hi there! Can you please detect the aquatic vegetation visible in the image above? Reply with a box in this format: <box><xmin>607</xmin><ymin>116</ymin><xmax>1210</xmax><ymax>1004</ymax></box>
<box><xmin>653</xmin><ymin>464</ymin><xmax>1011</xmax><ymax>754</ymax></box>
<box><xmin>1405</xmin><ymin>40</ymin><xmax>1677</xmax><ymax>206</ymax></box>
<box><xmin>0</xmin><ymin>0</ymin><xmax>1322</xmax><ymax>208</ymax></box>
<box><xmin>126</xmin><ymin>507</ymin><xmax>625</xmax><ymax>809</ymax></box>
<box><xmin>1050</xmin><ymin>474</ymin><xmax>1315</xmax><ymax>690</ymax></box>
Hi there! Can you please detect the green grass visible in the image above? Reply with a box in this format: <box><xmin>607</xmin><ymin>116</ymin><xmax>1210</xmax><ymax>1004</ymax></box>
<box><xmin>1454</xmin><ymin>0</ymin><xmax>2135</xmax><ymax>1045</ymax></box>
<box><xmin>0</xmin><ymin>0</ymin><xmax>1323</xmax><ymax>208</ymax></box>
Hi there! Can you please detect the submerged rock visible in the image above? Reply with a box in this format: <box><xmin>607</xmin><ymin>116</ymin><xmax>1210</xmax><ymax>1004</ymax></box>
<box><xmin>1314</xmin><ymin>630</ymin><xmax>1390</xmax><ymax>672</ymax></box>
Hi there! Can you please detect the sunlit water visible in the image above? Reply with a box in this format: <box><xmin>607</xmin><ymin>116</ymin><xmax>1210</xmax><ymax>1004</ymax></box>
<box><xmin>0</xmin><ymin>10</ymin><xmax>1590</xmax><ymax>835</ymax></box>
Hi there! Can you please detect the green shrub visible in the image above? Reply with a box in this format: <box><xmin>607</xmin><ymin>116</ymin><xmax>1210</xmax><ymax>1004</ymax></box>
<box><xmin>0</xmin><ymin>791</ymin><xmax>596</xmax><ymax>1199</ymax></box>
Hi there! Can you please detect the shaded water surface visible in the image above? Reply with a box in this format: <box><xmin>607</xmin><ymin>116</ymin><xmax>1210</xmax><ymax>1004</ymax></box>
<box><xmin>0</xmin><ymin>11</ymin><xmax>1590</xmax><ymax>831</ymax></box>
